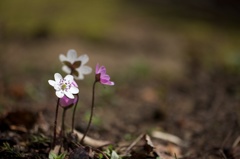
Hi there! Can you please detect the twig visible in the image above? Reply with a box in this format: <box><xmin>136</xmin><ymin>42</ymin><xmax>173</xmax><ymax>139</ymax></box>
<box><xmin>219</xmin><ymin>149</ymin><xmax>227</xmax><ymax>159</ymax></box>
<box><xmin>233</xmin><ymin>136</ymin><xmax>240</xmax><ymax>148</ymax></box>
<box><xmin>94</xmin><ymin>148</ymin><xmax>110</xmax><ymax>159</ymax></box>
<box><xmin>124</xmin><ymin>133</ymin><xmax>144</xmax><ymax>155</ymax></box>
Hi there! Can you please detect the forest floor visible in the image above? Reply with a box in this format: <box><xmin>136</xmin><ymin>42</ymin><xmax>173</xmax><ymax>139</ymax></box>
<box><xmin>0</xmin><ymin>14</ymin><xmax>240</xmax><ymax>159</ymax></box>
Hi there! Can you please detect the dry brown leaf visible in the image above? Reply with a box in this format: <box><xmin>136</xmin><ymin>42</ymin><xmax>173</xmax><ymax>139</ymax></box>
<box><xmin>73</xmin><ymin>129</ymin><xmax>110</xmax><ymax>147</ymax></box>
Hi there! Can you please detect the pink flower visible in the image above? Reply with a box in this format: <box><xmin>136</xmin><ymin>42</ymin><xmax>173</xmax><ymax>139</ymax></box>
<box><xmin>95</xmin><ymin>63</ymin><xmax>114</xmax><ymax>85</ymax></box>
<box><xmin>59</xmin><ymin>95</ymin><xmax>78</xmax><ymax>108</ymax></box>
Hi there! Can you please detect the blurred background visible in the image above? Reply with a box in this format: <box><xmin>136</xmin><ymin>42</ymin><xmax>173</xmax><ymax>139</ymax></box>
<box><xmin>0</xmin><ymin>0</ymin><xmax>240</xmax><ymax>155</ymax></box>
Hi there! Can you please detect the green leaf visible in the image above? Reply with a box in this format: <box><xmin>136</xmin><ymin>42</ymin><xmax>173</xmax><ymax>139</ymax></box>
<box><xmin>49</xmin><ymin>152</ymin><xmax>57</xmax><ymax>159</ymax></box>
<box><xmin>111</xmin><ymin>150</ymin><xmax>120</xmax><ymax>159</ymax></box>
<box><xmin>98</xmin><ymin>153</ymin><xmax>103</xmax><ymax>159</ymax></box>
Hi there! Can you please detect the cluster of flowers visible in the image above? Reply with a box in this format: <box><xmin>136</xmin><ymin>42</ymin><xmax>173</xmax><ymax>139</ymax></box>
<box><xmin>48</xmin><ymin>49</ymin><xmax>114</xmax><ymax>147</ymax></box>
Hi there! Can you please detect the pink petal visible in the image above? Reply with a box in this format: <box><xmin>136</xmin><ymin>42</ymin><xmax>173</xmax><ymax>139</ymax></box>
<box><xmin>99</xmin><ymin>66</ymin><xmax>106</xmax><ymax>74</ymax></box>
<box><xmin>59</xmin><ymin>95</ymin><xmax>77</xmax><ymax>107</ymax></box>
<box><xmin>102</xmin><ymin>80</ymin><xmax>114</xmax><ymax>86</ymax></box>
<box><xmin>95</xmin><ymin>63</ymin><xmax>100</xmax><ymax>74</ymax></box>
<box><xmin>101</xmin><ymin>74</ymin><xmax>110</xmax><ymax>80</ymax></box>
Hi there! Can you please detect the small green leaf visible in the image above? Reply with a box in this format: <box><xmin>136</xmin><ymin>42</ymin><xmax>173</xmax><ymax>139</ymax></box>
<box><xmin>49</xmin><ymin>152</ymin><xmax>57</xmax><ymax>159</ymax></box>
<box><xmin>98</xmin><ymin>153</ymin><xmax>103</xmax><ymax>159</ymax></box>
<box><xmin>49</xmin><ymin>152</ymin><xmax>66</xmax><ymax>159</ymax></box>
<box><xmin>111</xmin><ymin>150</ymin><xmax>120</xmax><ymax>159</ymax></box>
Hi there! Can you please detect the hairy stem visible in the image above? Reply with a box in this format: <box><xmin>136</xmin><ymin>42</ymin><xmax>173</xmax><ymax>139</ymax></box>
<box><xmin>52</xmin><ymin>98</ymin><xmax>60</xmax><ymax>148</ymax></box>
<box><xmin>81</xmin><ymin>81</ymin><xmax>97</xmax><ymax>144</ymax></box>
<box><xmin>71</xmin><ymin>94</ymin><xmax>79</xmax><ymax>133</ymax></box>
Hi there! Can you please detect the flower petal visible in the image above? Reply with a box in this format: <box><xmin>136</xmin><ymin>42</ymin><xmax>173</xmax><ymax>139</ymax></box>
<box><xmin>95</xmin><ymin>63</ymin><xmax>100</xmax><ymax>74</ymax></box>
<box><xmin>94</xmin><ymin>63</ymin><xmax>114</xmax><ymax>86</ymax></box>
<box><xmin>77</xmin><ymin>54</ymin><xmax>89</xmax><ymax>65</ymax></box>
<box><xmin>75</xmin><ymin>73</ymin><xmax>84</xmax><ymax>80</ymax></box>
<box><xmin>100</xmin><ymin>78</ymin><xmax>109</xmax><ymax>84</ymax></box>
<box><xmin>71</xmin><ymin>81</ymin><xmax>78</xmax><ymax>87</ymax></box>
<box><xmin>54</xmin><ymin>85</ymin><xmax>61</xmax><ymax>91</ymax></box>
<box><xmin>65</xmin><ymin>91</ymin><xmax>74</xmax><ymax>99</ymax></box>
<box><xmin>77</xmin><ymin>66</ymin><xmax>92</xmax><ymax>74</ymax></box>
<box><xmin>69</xmin><ymin>86</ymin><xmax>79</xmax><ymax>94</ymax></box>
<box><xmin>102</xmin><ymin>80</ymin><xmax>115</xmax><ymax>86</ymax></box>
<box><xmin>99</xmin><ymin>66</ymin><xmax>106</xmax><ymax>74</ymax></box>
<box><xmin>56</xmin><ymin>90</ymin><xmax>64</xmax><ymax>98</ymax></box>
<box><xmin>64</xmin><ymin>75</ymin><xmax>74</xmax><ymax>81</ymax></box>
<box><xmin>101</xmin><ymin>74</ymin><xmax>110</xmax><ymax>80</ymax></box>
<box><xmin>67</xmin><ymin>49</ymin><xmax>77</xmax><ymax>62</ymax></box>
<box><xmin>62</xmin><ymin>66</ymin><xmax>71</xmax><ymax>74</ymax></box>
<box><xmin>59</xmin><ymin>54</ymin><xmax>67</xmax><ymax>62</ymax></box>
<box><xmin>54</xmin><ymin>73</ymin><xmax>62</xmax><ymax>81</ymax></box>
<box><xmin>59</xmin><ymin>95</ymin><xmax>77</xmax><ymax>107</ymax></box>
<box><xmin>108</xmin><ymin>81</ymin><xmax>115</xmax><ymax>85</ymax></box>
<box><xmin>48</xmin><ymin>80</ymin><xmax>56</xmax><ymax>87</ymax></box>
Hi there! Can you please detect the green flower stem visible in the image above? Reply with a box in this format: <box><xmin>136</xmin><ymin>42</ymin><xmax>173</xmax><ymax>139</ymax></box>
<box><xmin>71</xmin><ymin>94</ymin><xmax>79</xmax><ymax>133</ymax></box>
<box><xmin>81</xmin><ymin>81</ymin><xmax>97</xmax><ymax>144</ymax></box>
<box><xmin>52</xmin><ymin>98</ymin><xmax>60</xmax><ymax>148</ymax></box>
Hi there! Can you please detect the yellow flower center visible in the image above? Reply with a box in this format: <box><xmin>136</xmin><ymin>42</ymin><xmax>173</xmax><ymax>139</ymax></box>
<box><xmin>61</xmin><ymin>84</ymin><xmax>67</xmax><ymax>90</ymax></box>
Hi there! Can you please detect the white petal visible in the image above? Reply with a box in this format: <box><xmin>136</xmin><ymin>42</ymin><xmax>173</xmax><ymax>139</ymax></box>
<box><xmin>65</xmin><ymin>91</ymin><xmax>74</xmax><ymax>99</ymax></box>
<box><xmin>70</xmin><ymin>87</ymin><xmax>79</xmax><ymax>94</ymax></box>
<box><xmin>77</xmin><ymin>54</ymin><xmax>89</xmax><ymax>65</ymax></box>
<box><xmin>67</xmin><ymin>49</ymin><xmax>77</xmax><ymax>62</ymax></box>
<box><xmin>56</xmin><ymin>91</ymin><xmax>64</xmax><ymax>98</ymax></box>
<box><xmin>54</xmin><ymin>84</ymin><xmax>61</xmax><ymax>91</ymax></box>
<box><xmin>78</xmin><ymin>66</ymin><xmax>92</xmax><ymax>74</ymax></box>
<box><xmin>62</xmin><ymin>66</ymin><xmax>71</xmax><ymax>74</ymax></box>
<box><xmin>48</xmin><ymin>80</ymin><xmax>56</xmax><ymax>87</ymax></box>
<box><xmin>64</xmin><ymin>75</ymin><xmax>74</xmax><ymax>81</ymax></box>
<box><xmin>75</xmin><ymin>73</ymin><xmax>84</xmax><ymax>80</ymax></box>
<box><xmin>54</xmin><ymin>73</ymin><xmax>62</xmax><ymax>83</ymax></box>
<box><xmin>59</xmin><ymin>54</ymin><xmax>68</xmax><ymax>62</ymax></box>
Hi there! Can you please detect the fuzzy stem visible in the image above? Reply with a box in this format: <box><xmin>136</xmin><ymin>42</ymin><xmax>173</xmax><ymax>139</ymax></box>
<box><xmin>61</xmin><ymin>108</ymin><xmax>67</xmax><ymax>138</ymax></box>
<box><xmin>52</xmin><ymin>98</ymin><xmax>60</xmax><ymax>148</ymax></box>
<box><xmin>81</xmin><ymin>81</ymin><xmax>97</xmax><ymax>144</ymax></box>
<box><xmin>71</xmin><ymin>94</ymin><xmax>79</xmax><ymax>133</ymax></box>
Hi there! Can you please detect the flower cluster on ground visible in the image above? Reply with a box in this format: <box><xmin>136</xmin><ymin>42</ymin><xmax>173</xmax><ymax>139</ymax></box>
<box><xmin>48</xmin><ymin>49</ymin><xmax>114</xmax><ymax>157</ymax></box>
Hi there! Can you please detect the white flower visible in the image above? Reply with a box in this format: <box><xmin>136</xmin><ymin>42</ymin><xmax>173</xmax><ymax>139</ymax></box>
<box><xmin>59</xmin><ymin>49</ymin><xmax>92</xmax><ymax>80</ymax></box>
<box><xmin>48</xmin><ymin>73</ymin><xmax>79</xmax><ymax>99</ymax></box>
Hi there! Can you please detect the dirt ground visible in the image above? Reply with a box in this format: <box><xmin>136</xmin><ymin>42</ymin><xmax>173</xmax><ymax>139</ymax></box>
<box><xmin>0</xmin><ymin>11</ymin><xmax>240</xmax><ymax>158</ymax></box>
